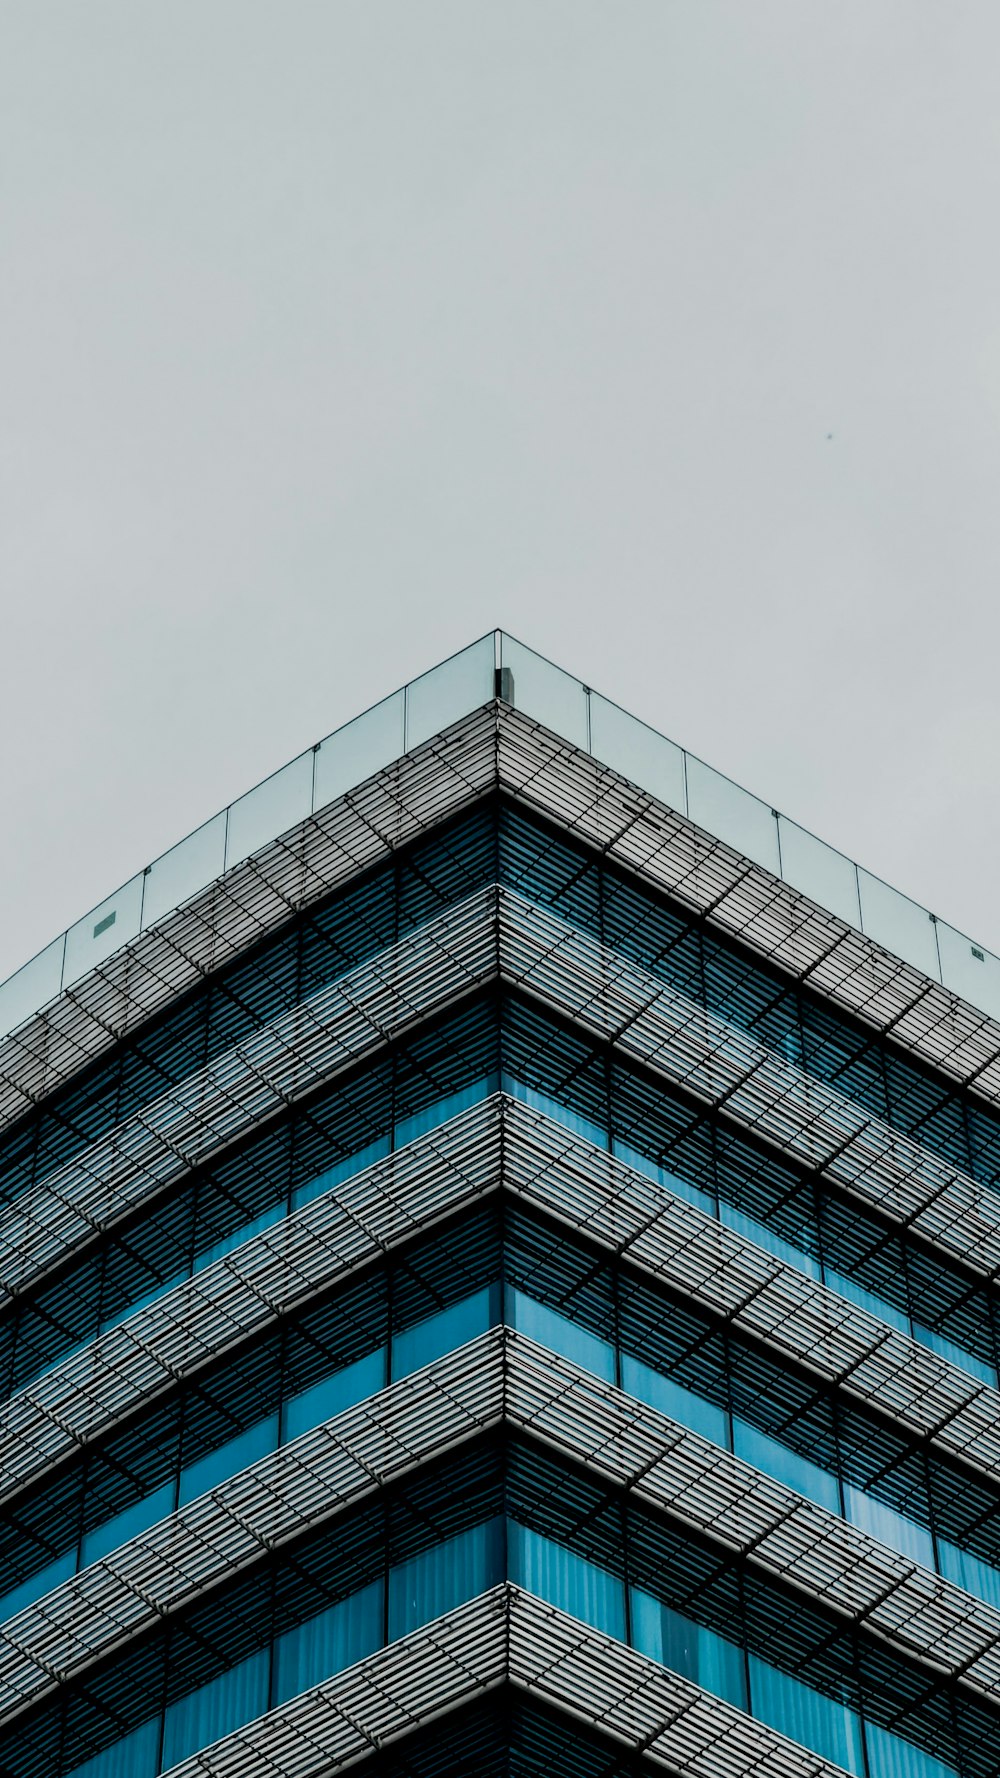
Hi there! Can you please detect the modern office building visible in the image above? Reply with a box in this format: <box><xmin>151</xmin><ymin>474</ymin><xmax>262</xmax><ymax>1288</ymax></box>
<box><xmin>3</xmin><ymin>631</ymin><xmax>1000</xmax><ymax>1778</ymax></box>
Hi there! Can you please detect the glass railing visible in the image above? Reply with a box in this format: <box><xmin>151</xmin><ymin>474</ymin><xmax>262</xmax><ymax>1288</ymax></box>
<box><xmin>3</xmin><ymin>630</ymin><xmax>999</xmax><ymax>1040</ymax></box>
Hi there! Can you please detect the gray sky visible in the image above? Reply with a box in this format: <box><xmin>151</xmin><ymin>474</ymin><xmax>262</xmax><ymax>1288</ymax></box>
<box><xmin>2</xmin><ymin>2</ymin><xmax>1000</xmax><ymax>986</ymax></box>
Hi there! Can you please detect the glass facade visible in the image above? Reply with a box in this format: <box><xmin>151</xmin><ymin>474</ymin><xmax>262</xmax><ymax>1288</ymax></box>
<box><xmin>3</xmin><ymin>656</ymin><xmax>1000</xmax><ymax>1778</ymax></box>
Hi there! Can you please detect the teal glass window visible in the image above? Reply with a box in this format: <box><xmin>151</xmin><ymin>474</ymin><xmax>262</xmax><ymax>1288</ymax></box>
<box><xmin>273</xmin><ymin>1578</ymin><xmax>383</xmax><ymax>1705</ymax></box>
<box><xmin>631</xmin><ymin>1587</ymin><xmax>746</xmax><ymax>1709</ymax></box>
<box><xmin>292</xmin><ymin>1136</ymin><xmax>391</xmax><ymax>1210</ymax></box>
<box><xmin>179</xmin><ymin>1414</ymin><xmax>279</xmax><ymax>1507</ymax></box>
<box><xmin>0</xmin><ymin>1549</ymin><xmax>75</xmax><ymax>1623</ymax></box>
<box><xmin>81</xmin><ymin>1482</ymin><xmax>176</xmax><ymax>1568</ymax></box>
<box><xmin>282</xmin><ymin>1349</ymin><xmax>386</xmax><ymax>1443</ymax></box>
<box><xmin>843</xmin><ymin>1484</ymin><xmax>936</xmax><ymax>1570</ymax></box>
<box><xmin>937</xmin><ymin>1538</ymin><xmax>1000</xmax><ymax>1610</ymax></box>
<box><xmin>388</xmin><ymin>1518</ymin><xmax>503</xmax><ymax>1639</ymax></box>
<box><xmin>733</xmin><ymin>1418</ymin><xmax>840</xmax><ymax>1514</ymax></box>
<box><xmin>391</xmin><ymin>1287</ymin><xmax>494</xmax><ymax>1380</ymax></box>
<box><xmin>749</xmin><ymin>1653</ymin><xmax>865</xmax><ymax>1776</ymax></box>
<box><xmin>864</xmin><ymin>1719</ymin><xmax>960</xmax><ymax>1778</ymax></box>
<box><xmin>161</xmin><ymin>1648</ymin><xmax>269</xmax><ymax>1770</ymax></box>
<box><xmin>506</xmin><ymin>1289</ymin><xmax>615</xmax><ymax>1383</ymax></box>
<box><xmin>66</xmin><ymin>1720</ymin><xmax>159</xmax><ymax>1778</ymax></box>
<box><xmin>509</xmin><ymin>1523</ymin><xmax>625</xmax><ymax>1640</ymax></box>
<box><xmin>621</xmin><ymin>1352</ymin><xmax>728</xmax><ymax>1447</ymax></box>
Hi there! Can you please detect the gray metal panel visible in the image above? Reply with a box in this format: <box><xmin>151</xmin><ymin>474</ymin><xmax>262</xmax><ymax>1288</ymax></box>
<box><xmin>159</xmin><ymin>1587</ymin><xmax>869</xmax><ymax>1778</ymax></box>
<box><xmin>7</xmin><ymin>885</ymin><xmax>1000</xmax><ymax>1324</ymax></box>
<box><xmin>4</xmin><ymin>1332</ymin><xmax>1000</xmax><ymax>1727</ymax></box>
<box><xmin>6</xmin><ymin>1096</ymin><xmax>1000</xmax><ymax>1516</ymax></box>
<box><xmin>0</xmin><ymin>706</ymin><xmax>499</xmax><ymax>1126</ymax></box>
<box><xmin>2</xmin><ymin>703</ymin><xmax>1000</xmax><ymax>1149</ymax></box>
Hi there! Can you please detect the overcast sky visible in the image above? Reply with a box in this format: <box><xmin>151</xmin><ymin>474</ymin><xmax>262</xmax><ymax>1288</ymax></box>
<box><xmin>2</xmin><ymin>3</ymin><xmax>1000</xmax><ymax>986</ymax></box>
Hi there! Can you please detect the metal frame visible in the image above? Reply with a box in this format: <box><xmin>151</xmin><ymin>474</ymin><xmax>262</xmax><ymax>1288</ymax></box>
<box><xmin>6</xmin><ymin>1333</ymin><xmax>1000</xmax><ymax>1735</ymax></box>
<box><xmin>3</xmin><ymin>704</ymin><xmax>1000</xmax><ymax>1148</ymax></box>
<box><xmin>6</xmin><ymin>1095</ymin><xmax>1000</xmax><ymax>1513</ymax></box>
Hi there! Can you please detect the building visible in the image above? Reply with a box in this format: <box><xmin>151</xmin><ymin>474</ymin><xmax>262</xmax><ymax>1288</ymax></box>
<box><xmin>1</xmin><ymin>631</ymin><xmax>1000</xmax><ymax>1778</ymax></box>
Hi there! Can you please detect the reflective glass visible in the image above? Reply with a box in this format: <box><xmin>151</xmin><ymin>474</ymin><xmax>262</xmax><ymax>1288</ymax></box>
<box><xmin>404</xmin><ymin>636</ymin><xmax>495</xmax><ymax>751</ymax></box>
<box><xmin>0</xmin><ymin>1549</ymin><xmax>75</xmax><ymax>1623</ymax></box>
<box><xmin>911</xmin><ymin>1320</ymin><xmax>997</xmax><ymax>1388</ymax></box>
<box><xmin>844</xmin><ymin>1483</ymin><xmax>935</xmax><ymax>1569</ymax></box>
<box><xmin>507</xmin><ymin>1289</ymin><xmax>616</xmax><ymax>1383</ymax></box>
<box><xmin>292</xmin><ymin>1136</ymin><xmax>391</xmax><ymax>1210</ymax></box>
<box><xmin>777</xmin><ymin>818</ymin><xmax>862</xmax><ymax>927</ymax></box>
<box><xmin>721</xmin><ymin>1202</ymin><xmax>821</xmax><ymax>1280</ymax></box>
<box><xmin>63</xmin><ymin>874</ymin><xmax>144</xmax><ymax>987</ymax></box>
<box><xmin>161</xmin><ymin>1648</ymin><xmax>268</xmax><ymax>1770</ymax></box>
<box><xmin>66</xmin><ymin>1720</ymin><xmax>159</xmax><ymax>1778</ymax></box>
<box><xmin>509</xmin><ymin>1523</ymin><xmax>625</xmax><ymax>1639</ymax></box>
<box><xmin>283</xmin><ymin>1350</ymin><xmax>387</xmax><ymax>1442</ymax></box>
<box><xmin>225</xmin><ymin>750</ymin><xmax>313</xmax><ymax>869</ymax></box>
<box><xmin>388</xmin><ymin>1518</ymin><xmax>502</xmax><ymax>1639</ymax></box>
<box><xmin>749</xmin><ymin>1653</ymin><xmax>865</xmax><ymax>1775</ymax></box>
<box><xmin>393</xmin><ymin>1080</ymin><xmax>494</xmax><ymax>1149</ymax></box>
<box><xmin>179</xmin><ymin>1414</ymin><xmax>279</xmax><ymax>1506</ymax></box>
<box><xmin>142</xmin><ymin>814</ymin><xmax>227</xmax><ymax>928</ymax></box>
<box><xmin>686</xmin><ymin>758</ymin><xmax>781</xmax><ymax>874</ymax></box>
<box><xmin>391</xmin><ymin>1288</ymin><xmax>493</xmax><ymax>1379</ymax></box>
<box><xmin>589</xmin><ymin>694</ymin><xmax>686</xmax><ymax>811</ymax></box>
<box><xmin>733</xmin><ymin>1418</ymin><xmax>840</xmax><ymax>1514</ymax></box>
<box><xmin>273</xmin><ymin>1578</ymin><xmax>383</xmax><ymax>1705</ymax></box>
<box><xmin>864</xmin><ymin>1719</ymin><xmax>960</xmax><ymax>1778</ymax></box>
<box><xmin>504</xmin><ymin>1077</ymin><xmax>608</xmax><ymax>1152</ymax></box>
<box><xmin>857</xmin><ymin>871</ymin><xmax>941</xmax><ymax>979</ymax></box>
<box><xmin>198</xmin><ymin>1202</ymin><xmax>285</xmax><ymax>1269</ymax></box>
<box><xmin>81</xmin><ymin>1482</ymin><xmax>176</xmax><ymax>1567</ymax></box>
<box><xmin>631</xmin><ymin>1588</ymin><xmax>746</xmax><ymax>1708</ymax></box>
<box><xmin>824</xmin><ymin>1267</ymin><xmax>909</xmax><ymax>1334</ymax></box>
<box><xmin>936</xmin><ymin>922</ymin><xmax>1000</xmax><ymax>1019</ymax></box>
<box><xmin>620</xmin><ymin>1353</ymin><xmax>728</xmax><ymax>1447</ymax></box>
<box><xmin>937</xmin><ymin>1538</ymin><xmax>1000</xmax><ymax>1610</ymax></box>
<box><xmin>313</xmin><ymin>690</ymin><xmax>405</xmax><ymax>808</ymax></box>
<box><xmin>499</xmin><ymin>636</ymin><xmax>589</xmax><ymax>750</ymax></box>
<box><xmin>0</xmin><ymin>937</ymin><xmax>64</xmax><ymax>1038</ymax></box>
<box><xmin>612</xmin><ymin>1139</ymin><xmax>714</xmax><ymax>1214</ymax></box>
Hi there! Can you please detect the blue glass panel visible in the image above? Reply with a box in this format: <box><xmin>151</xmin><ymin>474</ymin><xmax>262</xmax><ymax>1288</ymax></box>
<box><xmin>733</xmin><ymin>1418</ymin><xmax>840</xmax><ymax>1514</ymax></box>
<box><xmin>394</xmin><ymin>1080</ymin><xmax>495</xmax><ymax>1150</ymax></box>
<box><xmin>611</xmin><ymin>1138</ymin><xmax>714</xmax><ymax>1214</ymax></box>
<box><xmin>630</xmin><ymin>1587</ymin><xmax>746</xmax><ymax>1709</ymax></box>
<box><xmin>620</xmin><ymin>1352</ymin><xmax>728</xmax><ymax>1447</ymax></box>
<box><xmin>198</xmin><ymin>1202</ymin><xmax>286</xmax><ymax>1269</ymax></box>
<box><xmin>292</xmin><ymin>1136</ymin><xmax>391</xmax><ymax>1210</ymax></box>
<box><xmin>937</xmin><ymin>1539</ymin><xmax>1000</xmax><ymax>1609</ymax></box>
<box><xmin>864</xmin><ymin>1720</ymin><xmax>960</xmax><ymax>1778</ymax></box>
<box><xmin>843</xmin><ymin>1484</ymin><xmax>935</xmax><ymax>1569</ymax></box>
<box><xmin>81</xmin><ymin>1482</ymin><xmax>176</xmax><ymax>1567</ymax></box>
<box><xmin>824</xmin><ymin>1268</ymin><xmax>909</xmax><ymax>1334</ymax></box>
<box><xmin>509</xmin><ymin>1524</ymin><xmax>625</xmax><ymax>1640</ymax></box>
<box><xmin>720</xmin><ymin>1203</ymin><xmax>821</xmax><ymax>1280</ymax></box>
<box><xmin>506</xmin><ymin>1289</ymin><xmax>615</xmax><ymax>1383</ymax></box>
<box><xmin>283</xmin><ymin>1349</ymin><xmax>387</xmax><ymax>1442</ymax></box>
<box><xmin>99</xmin><ymin>1273</ymin><xmax>188</xmax><ymax>1334</ymax></box>
<box><xmin>502</xmin><ymin>1077</ymin><xmax>608</xmax><ymax>1151</ymax></box>
<box><xmin>912</xmin><ymin>1322</ymin><xmax>997</xmax><ymax>1388</ymax></box>
<box><xmin>0</xmin><ymin>1549</ymin><xmax>76</xmax><ymax>1622</ymax></box>
<box><xmin>161</xmin><ymin>1648</ymin><xmax>269</xmax><ymax>1769</ymax></box>
<box><xmin>391</xmin><ymin>1288</ymin><xmax>493</xmax><ymax>1380</ymax></box>
<box><xmin>388</xmin><ymin>1518</ymin><xmax>503</xmax><ymax>1639</ymax></box>
<box><xmin>273</xmin><ymin>1578</ymin><xmax>383</xmax><ymax>1705</ymax></box>
<box><xmin>178</xmin><ymin>1414</ymin><xmax>279</xmax><ymax>1506</ymax></box>
<box><xmin>66</xmin><ymin>1719</ymin><xmax>159</xmax><ymax>1778</ymax></box>
<box><xmin>749</xmin><ymin>1654</ymin><xmax>865</xmax><ymax>1775</ymax></box>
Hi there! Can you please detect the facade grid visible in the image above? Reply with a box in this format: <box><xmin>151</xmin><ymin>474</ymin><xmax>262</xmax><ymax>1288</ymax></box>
<box><xmin>2</xmin><ymin>645</ymin><xmax>1000</xmax><ymax>1778</ymax></box>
